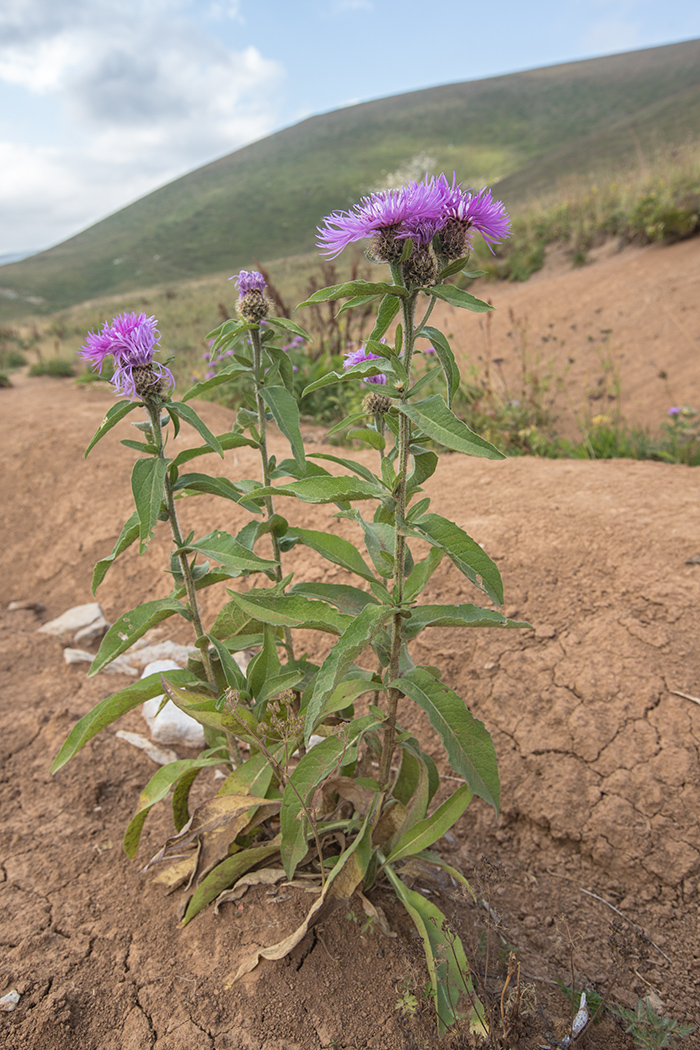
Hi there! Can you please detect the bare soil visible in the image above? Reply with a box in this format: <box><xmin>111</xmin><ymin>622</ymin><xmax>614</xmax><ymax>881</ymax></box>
<box><xmin>2</xmin><ymin>238</ymin><xmax>700</xmax><ymax>1049</ymax></box>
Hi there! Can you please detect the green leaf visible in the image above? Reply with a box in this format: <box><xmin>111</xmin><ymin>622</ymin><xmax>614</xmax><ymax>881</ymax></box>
<box><xmin>166</xmin><ymin>402</ymin><xmax>224</xmax><ymax>457</ymax></box>
<box><xmin>386</xmin><ymin>785</ymin><xmax>472</xmax><ymax>863</ymax></box>
<box><xmin>172</xmin><ymin>473</ymin><xmax>245</xmax><ymax>504</ymax></box>
<box><xmin>288</xmin><ymin>582</ymin><xmax>379</xmax><ymax>617</ymax></box>
<box><xmin>217</xmin><ymin>750</ymin><xmax>275</xmax><ymax>798</ymax></box>
<box><xmin>187</xmin><ymin>530</ymin><xmax>278</xmax><ymax>574</ymax></box>
<box><xmin>92</xmin><ymin>511</ymin><xmax>140</xmax><ymax>593</ymax></box>
<box><xmin>311</xmin><ymin>675</ymin><xmax>380</xmax><ymax>723</ymax></box>
<box><xmin>369</xmin><ymin>294</ymin><xmax>402</xmax><ymax>340</ymax></box>
<box><xmin>261</xmin><ymin>385</ymin><xmax>306</xmax><ymax>469</ymax></box>
<box><xmin>437</xmin><ymin>255</ymin><xmax>472</xmax><ymax>280</ymax></box>
<box><xmin>181</xmin><ymin>840</ymin><xmax>282</xmax><ymax>925</ymax></box>
<box><xmin>403</xmin><ymin>513</ymin><xmax>503</xmax><ymax>605</ymax></box>
<box><xmin>308</xmin><ymin>452</ymin><xmax>381</xmax><ymax>486</ymax></box>
<box><xmin>384</xmin><ymin>867</ymin><xmax>478</xmax><ymax>1036</ymax></box>
<box><xmin>246</xmin><ymin>625</ymin><xmax>281</xmax><ymax>704</ymax></box>
<box><xmin>429</xmin><ymin>284</ymin><xmax>493</xmax><ymax>313</ymax></box>
<box><xmin>222</xmin><ymin>591</ymin><xmax>352</xmax><ymax>636</ymax></box>
<box><xmin>266</xmin><ymin>316</ymin><xmax>310</xmax><ymax>340</ymax></box>
<box><xmin>297</xmin><ymin>280</ymin><xmax>408</xmax><ymax>307</ymax></box>
<box><xmin>181</xmin><ymin>363</ymin><xmax>251</xmax><ymax>402</ymax></box>
<box><xmin>170</xmin><ymin>432</ymin><xmax>257</xmax><ymax>469</ymax></box>
<box><xmin>346</xmin><ymin>427</ymin><xmax>385</xmax><ymax>451</ymax></box>
<box><xmin>325</xmin><ymin>410</ymin><xmax>368</xmax><ymax>437</ymax></box>
<box><xmin>160</xmin><ymin>678</ymin><xmax>223</xmax><ymax>730</ymax></box>
<box><xmin>51</xmin><ymin>668</ymin><xmax>197</xmax><ymax>772</ymax></box>
<box><xmin>304</xmin><ymin>604</ymin><xmax>391</xmax><ymax>740</ymax></box>
<box><xmin>399</xmin><ymin>395</ymin><xmax>504</xmax><ymax>459</ymax></box>
<box><xmin>419</xmin><ymin>327</ymin><xmax>460</xmax><ymax>405</ymax></box>
<box><xmin>302</xmin><ymin>361</ymin><xmax>390</xmax><ymax>395</ymax></box>
<box><xmin>336</xmin><ymin>293</ymin><xmax>382</xmax><ymax>315</ymax></box>
<box><xmin>255</xmin><ymin>476</ymin><xmax>386</xmax><ymax>505</ymax></box>
<box><xmin>408</xmin><ymin>449</ymin><xmax>438</xmax><ymax>490</ymax></box>
<box><xmin>281</xmin><ymin>714</ymin><xmax>380</xmax><ymax>878</ymax></box>
<box><xmin>131</xmin><ymin>457</ymin><xmax>169</xmax><ymax>552</ymax></box>
<box><xmin>90</xmin><ymin>596</ymin><xmax>187</xmax><ymax>675</ymax></box>
<box><xmin>123</xmin><ymin>751</ymin><xmax>225</xmax><ymax>857</ymax></box>
<box><xmin>394</xmin><ymin>667</ymin><xmax>499</xmax><ymax>811</ymax></box>
<box><xmin>85</xmin><ymin>400</ymin><xmax>139</xmax><ymax>456</ymax></box>
<box><xmin>403</xmin><ymin>603</ymin><xmax>530</xmax><ymax>641</ymax></box>
<box><xmin>207</xmin><ymin>634</ymin><xmax>246</xmax><ymax>690</ymax></box>
<box><xmin>287</xmin><ymin>526</ymin><xmax>376</xmax><ymax>582</ymax></box>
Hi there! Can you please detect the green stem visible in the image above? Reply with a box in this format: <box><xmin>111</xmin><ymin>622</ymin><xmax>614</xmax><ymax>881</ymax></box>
<box><xmin>378</xmin><ymin>283</ymin><xmax>417</xmax><ymax>788</ymax></box>
<box><xmin>250</xmin><ymin>328</ymin><xmax>295</xmax><ymax>661</ymax></box>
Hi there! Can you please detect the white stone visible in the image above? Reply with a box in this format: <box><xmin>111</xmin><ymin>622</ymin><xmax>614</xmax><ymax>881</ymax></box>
<box><xmin>63</xmin><ymin>647</ymin><xmax>94</xmax><ymax>665</ymax></box>
<box><xmin>115</xmin><ymin>731</ymin><xmax>179</xmax><ymax>766</ymax></box>
<box><xmin>74</xmin><ymin>614</ymin><xmax>110</xmax><ymax>645</ymax></box>
<box><xmin>0</xmin><ymin>989</ymin><xmax>20</xmax><ymax>1011</ymax></box>
<box><xmin>141</xmin><ymin>659</ymin><xmax>206</xmax><ymax>748</ymax></box>
<box><xmin>62</xmin><ymin>648</ymin><xmax>138</xmax><ymax>675</ymax></box>
<box><xmin>38</xmin><ymin>602</ymin><xmax>104</xmax><ymax>638</ymax></box>
<box><xmin>122</xmin><ymin>640</ymin><xmax>197</xmax><ymax>669</ymax></box>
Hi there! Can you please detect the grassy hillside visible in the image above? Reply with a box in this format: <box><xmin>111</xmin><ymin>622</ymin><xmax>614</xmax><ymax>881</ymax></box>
<box><xmin>0</xmin><ymin>37</ymin><xmax>699</xmax><ymax>320</ymax></box>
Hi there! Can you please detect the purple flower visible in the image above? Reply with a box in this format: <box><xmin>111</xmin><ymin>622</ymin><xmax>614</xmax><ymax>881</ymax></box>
<box><xmin>343</xmin><ymin>345</ymin><xmax>387</xmax><ymax>385</ymax></box>
<box><xmin>668</xmin><ymin>406</ymin><xmax>682</xmax><ymax>416</ymax></box>
<box><xmin>80</xmin><ymin>312</ymin><xmax>174</xmax><ymax>401</ymax></box>
<box><xmin>440</xmin><ymin>180</ymin><xmax>511</xmax><ymax>254</ymax></box>
<box><xmin>231</xmin><ymin>269</ymin><xmax>266</xmax><ymax>295</ymax></box>
<box><xmin>318</xmin><ymin>175</ymin><xmax>448</xmax><ymax>260</ymax></box>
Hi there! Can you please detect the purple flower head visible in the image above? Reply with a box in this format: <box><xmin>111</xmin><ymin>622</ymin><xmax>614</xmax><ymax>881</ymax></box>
<box><xmin>668</xmin><ymin>406</ymin><xmax>682</xmax><ymax>416</ymax></box>
<box><xmin>343</xmin><ymin>344</ymin><xmax>387</xmax><ymax>385</ymax></box>
<box><xmin>318</xmin><ymin>175</ymin><xmax>448</xmax><ymax>260</ymax></box>
<box><xmin>80</xmin><ymin>312</ymin><xmax>174</xmax><ymax>401</ymax></box>
<box><xmin>231</xmin><ymin>270</ymin><xmax>267</xmax><ymax>295</ymax></box>
<box><xmin>440</xmin><ymin>182</ymin><xmax>511</xmax><ymax>255</ymax></box>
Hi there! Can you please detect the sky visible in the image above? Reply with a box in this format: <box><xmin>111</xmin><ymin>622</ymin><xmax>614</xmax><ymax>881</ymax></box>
<box><xmin>0</xmin><ymin>0</ymin><xmax>699</xmax><ymax>258</ymax></box>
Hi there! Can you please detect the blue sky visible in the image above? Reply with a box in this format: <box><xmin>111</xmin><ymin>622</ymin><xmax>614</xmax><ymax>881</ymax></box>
<box><xmin>0</xmin><ymin>0</ymin><xmax>698</xmax><ymax>256</ymax></box>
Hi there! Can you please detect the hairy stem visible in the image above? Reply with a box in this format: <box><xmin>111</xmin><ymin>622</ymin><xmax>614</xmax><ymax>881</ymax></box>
<box><xmin>250</xmin><ymin>327</ymin><xmax>295</xmax><ymax>661</ymax></box>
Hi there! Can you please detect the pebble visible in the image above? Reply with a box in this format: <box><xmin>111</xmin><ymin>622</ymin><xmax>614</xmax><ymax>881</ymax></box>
<box><xmin>38</xmin><ymin>602</ymin><xmax>106</xmax><ymax>639</ymax></box>
<box><xmin>0</xmin><ymin>989</ymin><xmax>20</xmax><ymax>1011</ymax></box>
<box><xmin>141</xmin><ymin>659</ymin><xmax>206</xmax><ymax>748</ymax></box>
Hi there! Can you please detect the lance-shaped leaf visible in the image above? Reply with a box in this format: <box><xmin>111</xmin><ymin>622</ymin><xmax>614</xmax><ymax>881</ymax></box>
<box><xmin>207</xmin><ymin>634</ymin><xmax>246</xmax><ymax>690</ymax></box>
<box><xmin>419</xmin><ymin>326</ymin><xmax>460</xmax><ymax>405</ymax></box>
<box><xmin>90</xmin><ymin>596</ymin><xmax>188</xmax><ymax>675</ymax></box>
<box><xmin>217</xmin><ymin>749</ymin><xmax>276</xmax><ymax>798</ymax></box>
<box><xmin>403</xmin><ymin>603</ymin><xmax>531</xmax><ymax>641</ymax></box>
<box><xmin>131</xmin><ymin>457</ymin><xmax>169</xmax><ymax>552</ymax></box>
<box><xmin>309</xmin><ymin>451</ymin><xmax>381</xmax><ymax>486</ymax></box>
<box><xmin>404</xmin><ymin>547</ymin><xmax>443</xmax><ymax>601</ymax></box>
<box><xmin>185</xmin><ymin>530</ymin><xmax>278</xmax><ymax>575</ymax></box>
<box><xmin>286</xmin><ymin>527</ymin><xmax>376</xmax><ymax>582</ymax></box>
<box><xmin>181</xmin><ymin>840</ymin><xmax>282</xmax><ymax>925</ymax></box>
<box><xmin>385</xmin><ymin>784</ymin><xmax>472</xmax><ymax>864</ymax></box>
<box><xmin>160</xmin><ymin>678</ymin><xmax>223</xmax><ymax>731</ymax></box>
<box><xmin>399</xmin><ymin>395</ymin><xmax>504</xmax><ymax>459</ymax></box>
<box><xmin>255</xmin><ymin>476</ymin><xmax>386</xmax><ymax>506</ymax></box>
<box><xmin>266</xmin><ymin>316</ymin><xmax>310</xmax><ymax>340</ymax></box>
<box><xmin>51</xmin><ymin>668</ymin><xmax>196</xmax><ymax>772</ymax></box>
<box><xmin>92</xmin><ymin>511</ymin><xmax>140</xmax><ymax>593</ymax></box>
<box><xmin>384</xmin><ymin>866</ymin><xmax>481</xmax><ymax>1036</ymax></box>
<box><xmin>261</xmin><ymin>385</ymin><xmax>306</xmax><ymax>469</ymax></box>
<box><xmin>181</xmin><ymin>363</ymin><xmax>252</xmax><ymax>403</ymax></box>
<box><xmin>166</xmin><ymin>402</ymin><xmax>223</xmax><ymax>456</ymax></box>
<box><xmin>304</xmin><ymin>604</ymin><xmax>391</xmax><ymax>740</ymax></box>
<box><xmin>223</xmin><ymin>591</ymin><xmax>352</xmax><ymax>636</ymax></box>
<box><xmin>123</xmin><ymin>751</ymin><xmax>226</xmax><ymax>858</ymax></box>
<box><xmin>172</xmin><ymin>473</ymin><xmax>246</xmax><ymax>504</ymax></box>
<box><xmin>85</xmin><ymin>399</ymin><xmax>139</xmax><ymax>456</ymax></box>
<box><xmin>245</xmin><ymin>625</ymin><xmax>281</xmax><ymax>704</ymax></box>
<box><xmin>369</xmin><ymin>293</ymin><xmax>402</xmax><ymax>340</ymax></box>
<box><xmin>289</xmin><ymin>582</ymin><xmax>379</xmax><ymax>616</ymax></box>
<box><xmin>428</xmin><ymin>284</ymin><xmax>493</xmax><ymax>313</ymax></box>
<box><xmin>302</xmin><ymin>360</ymin><xmax>394</xmax><ymax>395</ymax></box>
<box><xmin>281</xmin><ymin>724</ymin><xmax>379</xmax><ymax>878</ymax></box>
<box><xmin>170</xmin><ymin>432</ymin><xmax>256</xmax><ymax>469</ymax></box>
<box><xmin>297</xmin><ymin>280</ymin><xmax>408</xmax><ymax>307</ymax></box>
<box><xmin>403</xmin><ymin>513</ymin><xmax>504</xmax><ymax>605</ymax></box>
<box><xmin>393</xmin><ymin>667</ymin><xmax>499</xmax><ymax>811</ymax></box>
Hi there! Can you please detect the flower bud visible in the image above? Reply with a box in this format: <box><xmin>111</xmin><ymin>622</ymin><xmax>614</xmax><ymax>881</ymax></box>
<box><xmin>362</xmin><ymin>392</ymin><xmax>392</xmax><ymax>416</ymax></box>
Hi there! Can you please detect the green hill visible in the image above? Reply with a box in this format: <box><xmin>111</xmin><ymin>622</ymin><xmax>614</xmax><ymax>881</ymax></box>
<box><xmin>1</xmin><ymin>37</ymin><xmax>699</xmax><ymax>320</ymax></box>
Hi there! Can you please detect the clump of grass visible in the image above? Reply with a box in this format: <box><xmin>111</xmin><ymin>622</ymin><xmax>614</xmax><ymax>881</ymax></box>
<box><xmin>28</xmin><ymin>359</ymin><xmax>76</xmax><ymax>378</ymax></box>
<box><xmin>609</xmin><ymin>998</ymin><xmax>695</xmax><ymax>1049</ymax></box>
<box><xmin>469</xmin><ymin>141</ymin><xmax>700</xmax><ymax>282</ymax></box>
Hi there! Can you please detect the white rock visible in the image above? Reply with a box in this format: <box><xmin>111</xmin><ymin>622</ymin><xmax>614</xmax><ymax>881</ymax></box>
<box><xmin>74</xmin><ymin>614</ymin><xmax>110</xmax><ymax>645</ymax></box>
<box><xmin>63</xmin><ymin>647</ymin><xmax>94</xmax><ymax>665</ymax></box>
<box><xmin>0</xmin><ymin>989</ymin><xmax>20</xmax><ymax>1011</ymax></box>
<box><xmin>141</xmin><ymin>660</ymin><xmax>206</xmax><ymax>748</ymax></box>
<box><xmin>122</xmin><ymin>640</ymin><xmax>197</xmax><ymax>670</ymax></box>
<box><xmin>115</xmin><ymin>730</ymin><xmax>179</xmax><ymax>766</ymax></box>
<box><xmin>8</xmin><ymin>600</ymin><xmax>45</xmax><ymax>613</ymax></box>
<box><xmin>38</xmin><ymin>602</ymin><xmax>105</xmax><ymax>639</ymax></box>
<box><xmin>62</xmin><ymin>648</ymin><xmax>138</xmax><ymax>675</ymax></box>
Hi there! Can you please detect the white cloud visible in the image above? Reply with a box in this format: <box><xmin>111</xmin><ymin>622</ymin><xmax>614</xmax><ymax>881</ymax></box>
<box><xmin>0</xmin><ymin>0</ymin><xmax>284</xmax><ymax>252</ymax></box>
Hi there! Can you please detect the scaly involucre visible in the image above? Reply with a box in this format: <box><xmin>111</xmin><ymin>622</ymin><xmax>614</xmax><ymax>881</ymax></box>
<box><xmin>80</xmin><ymin>312</ymin><xmax>174</xmax><ymax>400</ymax></box>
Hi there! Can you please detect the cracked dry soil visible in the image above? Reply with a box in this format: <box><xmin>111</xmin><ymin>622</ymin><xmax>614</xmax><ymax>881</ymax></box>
<box><xmin>2</xmin><ymin>244</ymin><xmax>700</xmax><ymax>1049</ymax></box>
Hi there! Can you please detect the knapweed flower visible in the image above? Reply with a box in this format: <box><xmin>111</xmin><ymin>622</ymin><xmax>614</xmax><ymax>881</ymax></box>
<box><xmin>668</xmin><ymin>406</ymin><xmax>682</xmax><ymax>416</ymax></box>
<box><xmin>317</xmin><ymin>175</ymin><xmax>448</xmax><ymax>262</ymax></box>
<box><xmin>438</xmin><ymin>179</ymin><xmax>511</xmax><ymax>259</ymax></box>
<box><xmin>231</xmin><ymin>269</ymin><xmax>269</xmax><ymax>322</ymax></box>
<box><xmin>80</xmin><ymin>312</ymin><xmax>174</xmax><ymax>401</ymax></box>
<box><xmin>343</xmin><ymin>344</ymin><xmax>387</xmax><ymax>385</ymax></box>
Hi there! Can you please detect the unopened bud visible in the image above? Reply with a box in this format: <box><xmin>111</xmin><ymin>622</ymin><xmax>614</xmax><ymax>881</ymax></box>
<box><xmin>363</xmin><ymin>392</ymin><xmax>392</xmax><ymax>416</ymax></box>
<box><xmin>402</xmin><ymin>244</ymin><xmax>438</xmax><ymax>287</ymax></box>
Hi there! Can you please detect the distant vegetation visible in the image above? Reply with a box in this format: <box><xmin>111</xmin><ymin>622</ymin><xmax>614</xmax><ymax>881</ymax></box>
<box><xmin>0</xmin><ymin>37</ymin><xmax>699</xmax><ymax>320</ymax></box>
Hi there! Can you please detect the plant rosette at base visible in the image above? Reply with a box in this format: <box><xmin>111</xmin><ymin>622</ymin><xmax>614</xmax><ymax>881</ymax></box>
<box><xmin>54</xmin><ymin>175</ymin><xmax>530</xmax><ymax>1039</ymax></box>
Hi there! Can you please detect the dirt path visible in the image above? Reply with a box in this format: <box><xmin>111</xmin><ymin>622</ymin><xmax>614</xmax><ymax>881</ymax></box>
<box><xmin>2</xmin><ymin>245</ymin><xmax>700</xmax><ymax>1047</ymax></box>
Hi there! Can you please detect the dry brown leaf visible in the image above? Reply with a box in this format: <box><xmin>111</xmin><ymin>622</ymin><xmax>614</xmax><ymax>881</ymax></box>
<box><xmin>214</xmin><ymin>867</ymin><xmax>287</xmax><ymax>911</ymax></box>
<box><xmin>358</xmin><ymin>891</ymin><xmax>396</xmax><ymax>938</ymax></box>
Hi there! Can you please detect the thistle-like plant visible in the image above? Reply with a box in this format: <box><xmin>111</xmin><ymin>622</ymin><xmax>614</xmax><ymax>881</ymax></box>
<box><xmin>53</xmin><ymin>172</ymin><xmax>529</xmax><ymax>1036</ymax></box>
